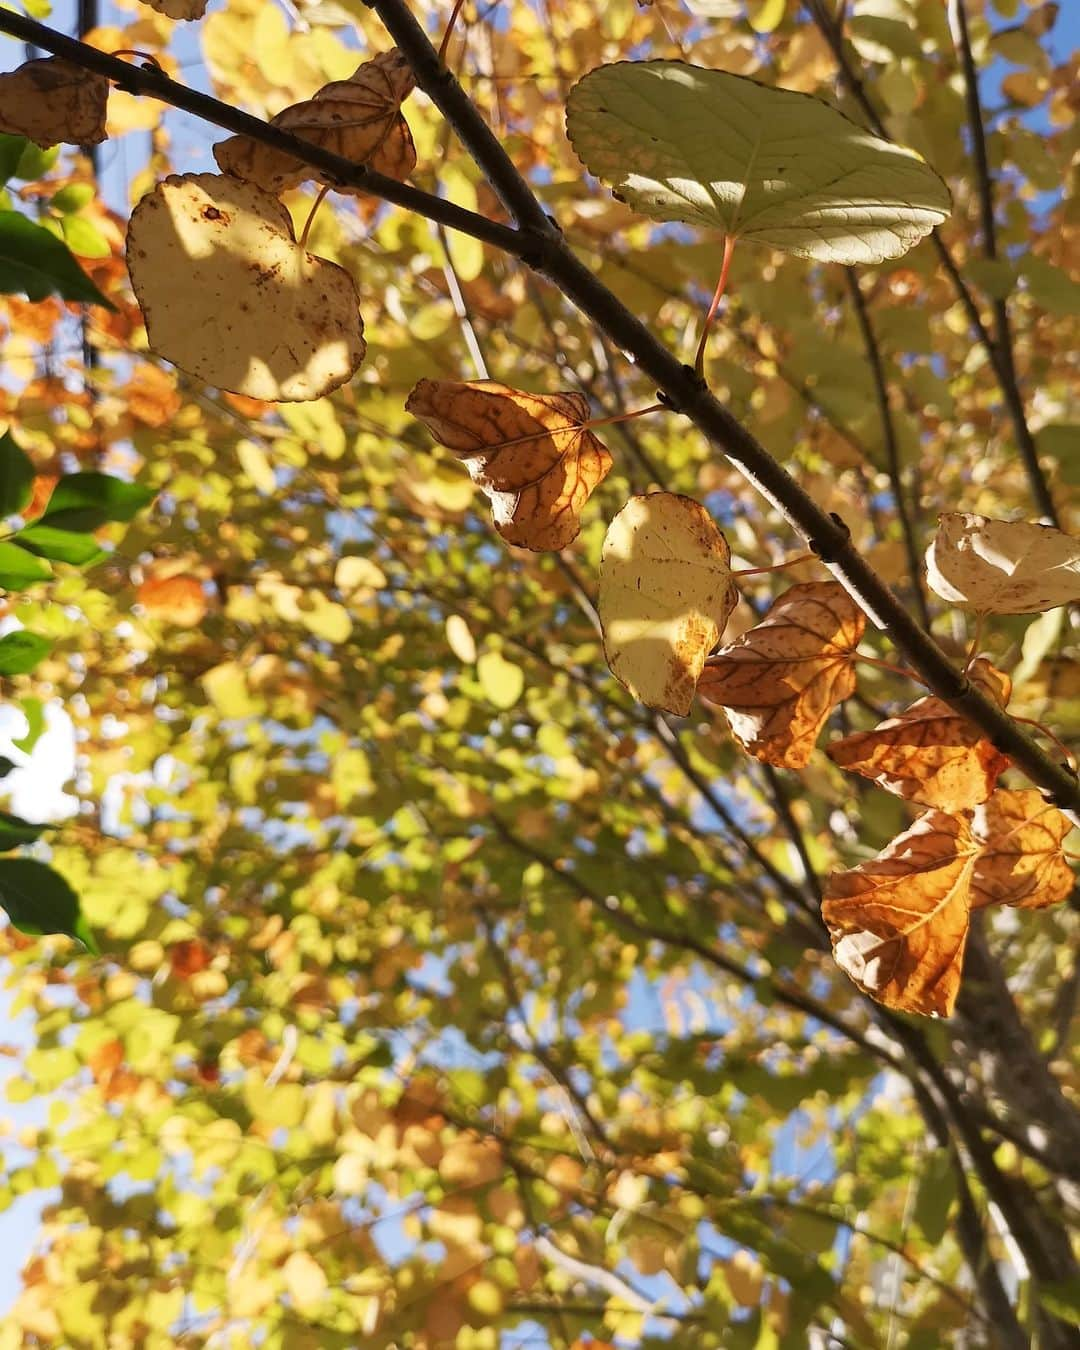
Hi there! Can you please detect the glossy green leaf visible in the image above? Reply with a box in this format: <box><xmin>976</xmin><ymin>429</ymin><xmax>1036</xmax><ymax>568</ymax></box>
<box><xmin>42</xmin><ymin>473</ymin><xmax>156</xmax><ymax>531</ymax></box>
<box><xmin>566</xmin><ymin>61</ymin><xmax>951</xmax><ymax>262</ymax></box>
<box><xmin>0</xmin><ymin>430</ymin><xmax>34</xmax><ymax>516</ymax></box>
<box><xmin>0</xmin><ymin>210</ymin><xmax>112</xmax><ymax>306</ymax></box>
<box><xmin>0</xmin><ymin>540</ymin><xmax>52</xmax><ymax>589</ymax></box>
<box><xmin>0</xmin><ymin>858</ymin><xmax>97</xmax><ymax>952</ymax></box>
<box><xmin>16</xmin><ymin>524</ymin><xmax>108</xmax><ymax>567</ymax></box>
<box><xmin>0</xmin><ymin>631</ymin><xmax>52</xmax><ymax>675</ymax></box>
<box><xmin>0</xmin><ymin>811</ymin><xmax>46</xmax><ymax>850</ymax></box>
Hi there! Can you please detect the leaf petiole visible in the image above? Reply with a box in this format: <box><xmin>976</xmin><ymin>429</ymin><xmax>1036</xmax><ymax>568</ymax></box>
<box><xmin>733</xmin><ymin>550</ymin><xmax>818</xmax><ymax>578</ymax></box>
<box><xmin>694</xmin><ymin>234</ymin><xmax>736</xmax><ymax>378</ymax></box>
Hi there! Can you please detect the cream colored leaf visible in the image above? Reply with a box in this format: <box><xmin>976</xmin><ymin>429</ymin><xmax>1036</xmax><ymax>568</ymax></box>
<box><xmin>925</xmin><ymin>513</ymin><xmax>1080</xmax><ymax>614</ymax></box>
<box><xmin>826</xmin><ymin>658</ymin><xmax>1012</xmax><ymax>810</ymax></box>
<box><xmin>971</xmin><ymin>789</ymin><xmax>1076</xmax><ymax>911</ymax></box>
<box><xmin>335</xmin><ymin>555</ymin><xmax>387</xmax><ymax>595</ymax></box>
<box><xmin>566</xmin><ymin>61</ymin><xmax>951</xmax><ymax>264</ymax></box>
<box><xmin>126</xmin><ymin>173</ymin><xmax>366</xmax><ymax>402</ymax></box>
<box><xmin>822</xmin><ymin>810</ymin><xmax>976</xmax><ymax>1017</ymax></box>
<box><xmin>0</xmin><ymin>58</ymin><xmax>108</xmax><ymax>149</ymax></box>
<box><xmin>446</xmin><ymin>614</ymin><xmax>477</xmax><ymax>664</ymax></box>
<box><xmin>477</xmin><ymin>650</ymin><xmax>524</xmax><ymax>709</ymax></box>
<box><xmin>406</xmin><ymin>379</ymin><xmax>613</xmax><ymax>551</ymax></box>
<box><xmin>214</xmin><ymin>50</ymin><xmax>416</xmax><ymax>196</ymax></box>
<box><xmin>698</xmin><ymin>581</ymin><xmax>865</xmax><ymax>767</ymax></box>
<box><xmin>600</xmin><ymin>492</ymin><xmax>737</xmax><ymax>716</ymax></box>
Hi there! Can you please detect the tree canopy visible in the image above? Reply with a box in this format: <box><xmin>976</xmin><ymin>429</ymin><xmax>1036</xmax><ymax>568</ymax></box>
<box><xmin>0</xmin><ymin>0</ymin><xmax>1076</xmax><ymax>1346</ymax></box>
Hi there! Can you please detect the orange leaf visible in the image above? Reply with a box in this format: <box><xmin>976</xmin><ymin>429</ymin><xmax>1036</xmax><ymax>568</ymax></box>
<box><xmin>822</xmin><ymin>810</ymin><xmax>977</xmax><ymax>1017</ymax></box>
<box><xmin>0</xmin><ymin>57</ymin><xmax>108</xmax><ymax>149</ymax></box>
<box><xmin>138</xmin><ymin>572</ymin><xmax>208</xmax><ymax>628</ymax></box>
<box><xmin>697</xmin><ymin>581</ymin><xmax>865</xmax><ymax>768</ymax></box>
<box><xmin>826</xmin><ymin>658</ymin><xmax>1012</xmax><ymax>811</ymax></box>
<box><xmin>405</xmin><ymin>379</ymin><xmax>613</xmax><ymax>551</ymax></box>
<box><xmin>213</xmin><ymin>50</ymin><xmax>417</xmax><ymax>196</ymax></box>
<box><xmin>971</xmin><ymin>788</ymin><xmax>1076</xmax><ymax>911</ymax></box>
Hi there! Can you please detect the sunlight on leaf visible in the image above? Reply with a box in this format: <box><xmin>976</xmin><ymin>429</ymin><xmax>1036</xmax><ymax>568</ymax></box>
<box><xmin>126</xmin><ymin>172</ymin><xmax>366</xmax><ymax>401</ymax></box>
<box><xmin>925</xmin><ymin>513</ymin><xmax>1080</xmax><ymax>614</ymax></box>
<box><xmin>566</xmin><ymin>61</ymin><xmax>951</xmax><ymax>263</ymax></box>
<box><xmin>699</xmin><ymin>581</ymin><xmax>865</xmax><ymax>767</ymax></box>
<box><xmin>406</xmin><ymin>379</ymin><xmax>613</xmax><ymax>551</ymax></box>
<box><xmin>600</xmin><ymin>492</ymin><xmax>736</xmax><ymax>716</ymax></box>
<box><xmin>971</xmin><ymin>789</ymin><xmax>1076</xmax><ymax>911</ymax></box>
<box><xmin>0</xmin><ymin>57</ymin><xmax>108</xmax><ymax>149</ymax></box>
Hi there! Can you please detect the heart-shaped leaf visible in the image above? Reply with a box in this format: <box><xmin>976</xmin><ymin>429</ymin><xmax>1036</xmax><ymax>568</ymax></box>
<box><xmin>126</xmin><ymin>173</ymin><xmax>366</xmax><ymax>402</ymax></box>
<box><xmin>406</xmin><ymin>379</ymin><xmax>613</xmax><ymax>551</ymax></box>
<box><xmin>971</xmin><ymin>789</ymin><xmax>1076</xmax><ymax>911</ymax></box>
<box><xmin>599</xmin><ymin>492</ymin><xmax>737</xmax><ymax>716</ymax></box>
<box><xmin>566</xmin><ymin>61</ymin><xmax>951</xmax><ymax>263</ymax></box>
<box><xmin>925</xmin><ymin>513</ymin><xmax>1080</xmax><ymax>614</ymax></box>
<box><xmin>698</xmin><ymin>580</ymin><xmax>865</xmax><ymax>768</ymax></box>
<box><xmin>214</xmin><ymin>50</ymin><xmax>416</xmax><ymax>196</ymax></box>
<box><xmin>0</xmin><ymin>57</ymin><xmax>108</xmax><ymax>149</ymax></box>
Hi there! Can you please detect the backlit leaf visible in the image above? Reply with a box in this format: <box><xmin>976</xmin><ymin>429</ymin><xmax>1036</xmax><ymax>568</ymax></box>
<box><xmin>699</xmin><ymin>581</ymin><xmax>865</xmax><ymax>767</ymax></box>
<box><xmin>126</xmin><ymin>173</ymin><xmax>366</xmax><ymax>402</ymax></box>
<box><xmin>600</xmin><ymin>492</ymin><xmax>737</xmax><ymax>716</ymax></box>
<box><xmin>0</xmin><ymin>57</ymin><xmax>108</xmax><ymax>149</ymax></box>
<box><xmin>925</xmin><ymin>513</ymin><xmax>1080</xmax><ymax>614</ymax></box>
<box><xmin>214</xmin><ymin>50</ymin><xmax>416</xmax><ymax>196</ymax></box>
<box><xmin>822</xmin><ymin>810</ymin><xmax>976</xmax><ymax>1017</ymax></box>
<box><xmin>0</xmin><ymin>631</ymin><xmax>52</xmax><ymax>676</ymax></box>
<box><xmin>137</xmin><ymin>572</ymin><xmax>208</xmax><ymax>628</ymax></box>
<box><xmin>0</xmin><ymin>858</ymin><xmax>98</xmax><ymax>952</ymax></box>
<box><xmin>406</xmin><ymin>379</ymin><xmax>613</xmax><ymax>551</ymax></box>
<box><xmin>0</xmin><ymin>211</ymin><xmax>112</xmax><ymax>307</ymax></box>
<box><xmin>0</xmin><ymin>541</ymin><xmax>51</xmax><ymax>589</ymax></box>
<box><xmin>41</xmin><ymin>472</ymin><xmax>156</xmax><ymax>531</ymax></box>
<box><xmin>566</xmin><ymin>61</ymin><xmax>951</xmax><ymax>263</ymax></box>
<box><xmin>826</xmin><ymin>658</ymin><xmax>1012</xmax><ymax>810</ymax></box>
<box><xmin>971</xmin><ymin>789</ymin><xmax>1076</xmax><ymax>911</ymax></box>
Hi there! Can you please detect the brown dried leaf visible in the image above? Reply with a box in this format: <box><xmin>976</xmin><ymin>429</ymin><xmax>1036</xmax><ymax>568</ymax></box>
<box><xmin>599</xmin><ymin>492</ymin><xmax>737</xmax><ymax>715</ymax></box>
<box><xmin>826</xmin><ymin>658</ymin><xmax>1012</xmax><ymax>811</ymax></box>
<box><xmin>697</xmin><ymin>581</ymin><xmax>866</xmax><ymax>768</ymax></box>
<box><xmin>405</xmin><ymin>378</ymin><xmax>613</xmax><ymax>551</ymax></box>
<box><xmin>136</xmin><ymin>0</ymin><xmax>209</xmax><ymax>18</ymax></box>
<box><xmin>926</xmin><ymin>513</ymin><xmax>1080</xmax><ymax>614</ymax></box>
<box><xmin>971</xmin><ymin>788</ymin><xmax>1076</xmax><ymax>911</ymax></box>
<box><xmin>126</xmin><ymin>173</ymin><xmax>366</xmax><ymax>402</ymax></box>
<box><xmin>822</xmin><ymin>810</ymin><xmax>977</xmax><ymax>1017</ymax></box>
<box><xmin>0</xmin><ymin>58</ymin><xmax>108</xmax><ymax>149</ymax></box>
<box><xmin>213</xmin><ymin>50</ymin><xmax>416</xmax><ymax>196</ymax></box>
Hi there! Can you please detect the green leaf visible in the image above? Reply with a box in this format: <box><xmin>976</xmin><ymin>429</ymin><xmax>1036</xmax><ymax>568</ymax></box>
<box><xmin>60</xmin><ymin>214</ymin><xmax>111</xmax><ymax>260</ymax></box>
<box><xmin>0</xmin><ymin>210</ymin><xmax>112</xmax><ymax>307</ymax></box>
<box><xmin>0</xmin><ymin>135</ymin><xmax>27</xmax><ymax>187</ymax></box>
<box><xmin>13</xmin><ymin>697</ymin><xmax>45</xmax><ymax>754</ymax></box>
<box><xmin>566</xmin><ymin>61</ymin><xmax>951</xmax><ymax>263</ymax></box>
<box><xmin>0</xmin><ymin>540</ymin><xmax>52</xmax><ymax>589</ymax></box>
<box><xmin>0</xmin><ymin>430</ymin><xmax>35</xmax><ymax>516</ymax></box>
<box><xmin>0</xmin><ymin>631</ymin><xmax>52</xmax><ymax>676</ymax></box>
<box><xmin>1038</xmin><ymin>1280</ymin><xmax>1080</xmax><ymax>1327</ymax></box>
<box><xmin>0</xmin><ymin>757</ymin><xmax>15</xmax><ymax>779</ymax></box>
<box><xmin>43</xmin><ymin>473</ymin><xmax>156</xmax><ymax>531</ymax></box>
<box><xmin>0</xmin><ymin>858</ymin><xmax>97</xmax><ymax>952</ymax></box>
<box><xmin>50</xmin><ymin>184</ymin><xmax>96</xmax><ymax>214</ymax></box>
<box><xmin>15</xmin><ymin>524</ymin><xmax>108</xmax><ymax>567</ymax></box>
<box><xmin>0</xmin><ymin>811</ymin><xmax>46</xmax><ymax>850</ymax></box>
<box><xmin>913</xmin><ymin>1149</ymin><xmax>956</xmax><ymax>1245</ymax></box>
<box><xmin>15</xmin><ymin>141</ymin><xmax>58</xmax><ymax>182</ymax></box>
<box><xmin>477</xmin><ymin>650</ymin><xmax>524</xmax><ymax>709</ymax></box>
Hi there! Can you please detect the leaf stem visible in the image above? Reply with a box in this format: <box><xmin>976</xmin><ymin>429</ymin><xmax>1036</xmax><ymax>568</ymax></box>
<box><xmin>855</xmin><ymin>654</ymin><xmax>928</xmax><ymax>685</ymax></box>
<box><xmin>693</xmin><ymin>234</ymin><xmax>736</xmax><ymax>378</ymax></box>
<box><xmin>438</xmin><ymin>0</ymin><xmax>469</xmax><ymax>62</ymax></box>
<box><xmin>1010</xmin><ymin>716</ymin><xmax>1077</xmax><ymax>773</ymax></box>
<box><xmin>733</xmin><ymin>550</ymin><xmax>817</xmax><ymax>577</ymax></box>
<box><xmin>297</xmin><ymin>183</ymin><xmax>331</xmax><ymax>252</ymax></box>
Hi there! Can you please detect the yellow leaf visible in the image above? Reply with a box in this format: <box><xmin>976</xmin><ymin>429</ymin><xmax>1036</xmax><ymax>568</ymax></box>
<box><xmin>126</xmin><ymin>172</ymin><xmax>366</xmax><ymax>402</ymax></box>
<box><xmin>0</xmin><ymin>57</ymin><xmax>108</xmax><ymax>149</ymax></box>
<box><xmin>478</xmin><ymin>650</ymin><xmax>524</xmax><ymax>708</ymax></box>
<box><xmin>282</xmin><ymin>1251</ymin><xmax>328</xmax><ymax>1308</ymax></box>
<box><xmin>822</xmin><ymin>811</ymin><xmax>976</xmax><ymax>1017</ymax></box>
<box><xmin>699</xmin><ymin>581</ymin><xmax>865</xmax><ymax>767</ymax></box>
<box><xmin>971</xmin><ymin>789</ymin><xmax>1076</xmax><ymax>911</ymax></box>
<box><xmin>237</xmin><ymin>439</ymin><xmax>277</xmax><ymax>494</ymax></box>
<box><xmin>335</xmin><ymin>555</ymin><xmax>387</xmax><ymax>595</ymax></box>
<box><xmin>600</xmin><ymin>492</ymin><xmax>737</xmax><ymax>716</ymax></box>
<box><xmin>406</xmin><ymin>379</ymin><xmax>613</xmax><ymax>551</ymax></box>
<box><xmin>446</xmin><ymin>614</ymin><xmax>477</xmax><ymax>664</ymax></box>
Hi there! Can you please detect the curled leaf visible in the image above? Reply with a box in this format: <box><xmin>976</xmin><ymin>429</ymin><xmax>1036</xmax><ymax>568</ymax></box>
<box><xmin>599</xmin><ymin>492</ymin><xmax>736</xmax><ymax>716</ymax></box>
<box><xmin>136</xmin><ymin>0</ymin><xmax>209</xmax><ymax>17</ymax></box>
<box><xmin>214</xmin><ymin>51</ymin><xmax>416</xmax><ymax>196</ymax></box>
<box><xmin>826</xmin><ymin>658</ymin><xmax>1012</xmax><ymax>811</ymax></box>
<box><xmin>822</xmin><ymin>811</ymin><xmax>976</xmax><ymax>1018</ymax></box>
<box><xmin>405</xmin><ymin>379</ymin><xmax>613</xmax><ymax>551</ymax></box>
<box><xmin>0</xmin><ymin>57</ymin><xmax>108</xmax><ymax>149</ymax></box>
<box><xmin>698</xmin><ymin>581</ymin><xmax>865</xmax><ymax>768</ymax></box>
<box><xmin>126</xmin><ymin>173</ymin><xmax>366</xmax><ymax>402</ymax></box>
<box><xmin>566</xmin><ymin>61</ymin><xmax>951</xmax><ymax>264</ymax></box>
<box><xmin>971</xmin><ymin>789</ymin><xmax>1076</xmax><ymax>911</ymax></box>
<box><xmin>925</xmin><ymin>513</ymin><xmax>1080</xmax><ymax>614</ymax></box>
